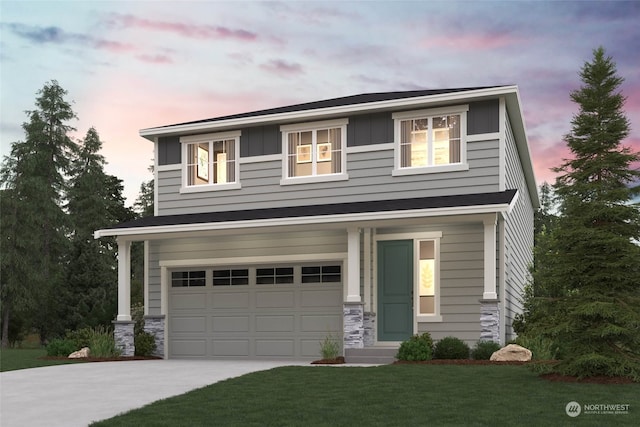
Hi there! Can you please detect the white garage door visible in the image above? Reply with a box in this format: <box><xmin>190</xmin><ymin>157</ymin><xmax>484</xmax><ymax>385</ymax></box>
<box><xmin>168</xmin><ymin>264</ymin><xmax>343</xmax><ymax>359</ymax></box>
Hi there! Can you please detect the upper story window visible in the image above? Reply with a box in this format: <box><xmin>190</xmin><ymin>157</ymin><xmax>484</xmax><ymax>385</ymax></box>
<box><xmin>180</xmin><ymin>131</ymin><xmax>241</xmax><ymax>192</ymax></box>
<box><xmin>280</xmin><ymin>119</ymin><xmax>349</xmax><ymax>185</ymax></box>
<box><xmin>392</xmin><ymin>105</ymin><xmax>469</xmax><ymax>176</ymax></box>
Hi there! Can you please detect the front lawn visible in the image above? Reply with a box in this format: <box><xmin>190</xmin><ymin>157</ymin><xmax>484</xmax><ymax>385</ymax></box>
<box><xmin>92</xmin><ymin>364</ymin><xmax>639</xmax><ymax>426</ymax></box>
<box><xmin>0</xmin><ymin>348</ymin><xmax>83</xmax><ymax>372</ymax></box>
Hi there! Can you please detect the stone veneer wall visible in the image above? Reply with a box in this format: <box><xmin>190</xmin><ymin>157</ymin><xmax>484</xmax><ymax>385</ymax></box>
<box><xmin>363</xmin><ymin>312</ymin><xmax>376</xmax><ymax>347</ymax></box>
<box><xmin>480</xmin><ymin>300</ymin><xmax>500</xmax><ymax>344</ymax></box>
<box><xmin>143</xmin><ymin>315</ymin><xmax>165</xmax><ymax>358</ymax></box>
<box><xmin>343</xmin><ymin>303</ymin><xmax>364</xmax><ymax>349</ymax></box>
<box><xmin>113</xmin><ymin>321</ymin><xmax>135</xmax><ymax>357</ymax></box>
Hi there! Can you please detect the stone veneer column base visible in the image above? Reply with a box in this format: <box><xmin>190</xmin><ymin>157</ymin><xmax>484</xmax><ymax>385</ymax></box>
<box><xmin>343</xmin><ymin>303</ymin><xmax>364</xmax><ymax>349</ymax></box>
<box><xmin>479</xmin><ymin>300</ymin><xmax>500</xmax><ymax>344</ymax></box>
<box><xmin>143</xmin><ymin>315</ymin><xmax>165</xmax><ymax>358</ymax></box>
<box><xmin>363</xmin><ymin>312</ymin><xmax>376</xmax><ymax>347</ymax></box>
<box><xmin>113</xmin><ymin>320</ymin><xmax>135</xmax><ymax>357</ymax></box>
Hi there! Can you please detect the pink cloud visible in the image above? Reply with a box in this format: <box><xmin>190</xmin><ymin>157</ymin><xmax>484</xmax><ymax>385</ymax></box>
<box><xmin>108</xmin><ymin>14</ymin><xmax>257</xmax><ymax>41</ymax></box>
<box><xmin>136</xmin><ymin>54</ymin><xmax>173</xmax><ymax>64</ymax></box>
<box><xmin>259</xmin><ymin>59</ymin><xmax>304</xmax><ymax>76</ymax></box>
<box><xmin>421</xmin><ymin>32</ymin><xmax>519</xmax><ymax>51</ymax></box>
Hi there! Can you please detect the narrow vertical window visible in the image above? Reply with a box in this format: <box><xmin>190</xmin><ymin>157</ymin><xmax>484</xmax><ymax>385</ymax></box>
<box><xmin>419</xmin><ymin>240</ymin><xmax>435</xmax><ymax>315</ymax></box>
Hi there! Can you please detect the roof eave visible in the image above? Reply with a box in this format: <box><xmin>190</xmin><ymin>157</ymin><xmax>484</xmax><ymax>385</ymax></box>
<box><xmin>139</xmin><ymin>86</ymin><xmax>518</xmax><ymax>141</ymax></box>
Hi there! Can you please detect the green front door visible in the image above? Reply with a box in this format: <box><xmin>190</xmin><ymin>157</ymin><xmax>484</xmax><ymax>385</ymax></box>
<box><xmin>377</xmin><ymin>240</ymin><xmax>414</xmax><ymax>341</ymax></box>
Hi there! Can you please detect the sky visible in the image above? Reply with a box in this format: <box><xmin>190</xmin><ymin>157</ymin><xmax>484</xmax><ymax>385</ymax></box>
<box><xmin>1</xmin><ymin>0</ymin><xmax>639</xmax><ymax>206</ymax></box>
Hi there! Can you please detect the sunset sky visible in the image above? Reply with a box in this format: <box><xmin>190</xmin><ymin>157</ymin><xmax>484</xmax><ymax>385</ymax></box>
<box><xmin>1</xmin><ymin>0</ymin><xmax>639</xmax><ymax>205</ymax></box>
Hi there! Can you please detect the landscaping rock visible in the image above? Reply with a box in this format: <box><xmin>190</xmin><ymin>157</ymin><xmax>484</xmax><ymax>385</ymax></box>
<box><xmin>68</xmin><ymin>347</ymin><xmax>91</xmax><ymax>359</ymax></box>
<box><xmin>490</xmin><ymin>344</ymin><xmax>531</xmax><ymax>362</ymax></box>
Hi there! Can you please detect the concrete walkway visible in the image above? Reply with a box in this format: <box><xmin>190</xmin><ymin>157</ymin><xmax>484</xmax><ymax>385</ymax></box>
<box><xmin>0</xmin><ymin>359</ymin><xmax>309</xmax><ymax>427</ymax></box>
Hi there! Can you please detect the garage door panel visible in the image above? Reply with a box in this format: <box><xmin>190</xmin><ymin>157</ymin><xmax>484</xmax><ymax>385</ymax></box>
<box><xmin>300</xmin><ymin>339</ymin><xmax>323</xmax><ymax>357</ymax></box>
<box><xmin>172</xmin><ymin>316</ymin><xmax>206</xmax><ymax>333</ymax></box>
<box><xmin>256</xmin><ymin>291</ymin><xmax>294</xmax><ymax>308</ymax></box>
<box><xmin>211</xmin><ymin>339</ymin><xmax>250</xmax><ymax>357</ymax></box>
<box><xmin>300</xmin><ymin>314</ymin><xmax>341</xmax><ymax>332</ymax></box>
<box><xmin>212</xmin><ymin>316</ymin><xmax>250</xmax><ymax>332</ymax></box>
<box><xmin>255</xmin><ymin>315</ymin><xmax>294</xmax><ymax>332</ymax></box>
<box><xmin>211</xmin><ymin>292</ymin><xmax>249</xmax><ymax>309</ymax></box>
<box><xmin>172</xmin><ymin>293</ymin><xmax>207</xmax><ymax>310</ymax></box>
<box><xmin>256</xmin><ymin>339</ymin><xmax>295</xmax><ymax>356</ymax></box>
<box><xmin>300</xmin><ymin>289</ymin><xmax>342</xmax><ymax>307</ymax></box>
<box><xmin>171</xmin><ymin>339</ymin><xmax>206</xmax><ymax>357</ymax></box>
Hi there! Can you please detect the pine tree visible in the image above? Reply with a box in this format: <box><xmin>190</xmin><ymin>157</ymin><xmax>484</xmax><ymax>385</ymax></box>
<box><xmin>541</xmin><ymin>47</ymin><xmax>640</xmax><ymax>380</ymax></box>
<box><xmin>65</xmin><ymin>127</ymin><xmax>134</xmax><ymax>329</ymax></box>
<box><xmin>0</xmin><ymin>81</ymin><xmax>77</xmax><ymax>344</ymax></box>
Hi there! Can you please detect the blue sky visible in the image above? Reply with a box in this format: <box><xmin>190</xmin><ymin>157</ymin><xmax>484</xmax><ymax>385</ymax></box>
<box><xmin>1</xmin><ymin>0</ymin><xmax>639</xmax><ymax>205</ymax></box>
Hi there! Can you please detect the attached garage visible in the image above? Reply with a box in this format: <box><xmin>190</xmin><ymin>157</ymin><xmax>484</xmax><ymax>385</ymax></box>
<box><xmin>168</xmin><ymin>264</ymin><xmax>343</xmax><ymax>359</ymax></box>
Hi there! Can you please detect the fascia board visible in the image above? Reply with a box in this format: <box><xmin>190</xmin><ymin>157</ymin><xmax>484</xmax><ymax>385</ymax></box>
<box><xmin>139</xmin><ymin>86</ymin><xmax>518</xmax><ymax>140</ymax></box>
<box><xmin>94</xmin><ymin>201</ymin><xmax>515</xmax><ymax>240</ymax></box>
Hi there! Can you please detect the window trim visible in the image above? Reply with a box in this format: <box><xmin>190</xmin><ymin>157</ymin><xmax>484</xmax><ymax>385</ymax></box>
<box><xmin>180</xmin><ymin>130</ymin><xmax>241</xmax><ymax>193</ymax></box>
<box><xmin>280</xmin><ymin>118</ymin><xmax>349</xmax><ymax>185</ymax></box>
<box><xmin>392</xmin><ymin>105</ymin><xmax>469</xmax><ymax>176</ymax></box>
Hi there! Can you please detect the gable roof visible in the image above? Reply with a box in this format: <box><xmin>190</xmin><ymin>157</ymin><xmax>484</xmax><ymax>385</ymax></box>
<box><xmin>95</xmin><ymin>190</ymin><xmax>518</xmax><ymax>238</ymax></box>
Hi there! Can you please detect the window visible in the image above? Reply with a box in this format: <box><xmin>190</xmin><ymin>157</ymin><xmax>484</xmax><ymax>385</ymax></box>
<box><xmin>302</xmin><ymin>265</ymin><xmax>342</xmax><ymax>283</ymax></box>
<box><xmin>280</xmin><ymin>119</ymin><xmax>348</xmax><ymax>184</ymax></box>
<box><xmin>256</xmin><ymin>267</ymin><xmax>294</xmax><ymax>284</ymax></box>
<box><xmin>181</xmin><ymin>131</ymin><xmax>240</xmax><ymax>191</ymax></box>
<box><xmin>171</xmin><ymin>271</ymin><xmax>206</xmax><ymax>287</ymax></box>
<box><xmin>418</xmin><ymin>241</ymin><xmax>436</xmax><ymax>315</ymax></box>
<box><xmin>393</xmin><ymin>106</ymin><xmax>468</xmax><ymax>175</ymax></box>
<box><xmin>213</xmin><ymin>269</ymin><xmax>249</xmax><ymax>286</ymax></box>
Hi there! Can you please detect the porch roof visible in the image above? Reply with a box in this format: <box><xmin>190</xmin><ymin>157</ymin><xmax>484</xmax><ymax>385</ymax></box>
<box><xmin>95</xmin><ymin>190</ymin><xmax>518</xmax><ymax>239</ymax></box>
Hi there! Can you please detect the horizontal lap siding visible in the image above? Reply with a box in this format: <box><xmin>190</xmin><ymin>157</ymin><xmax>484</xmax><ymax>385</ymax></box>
<box><xmin>503</xmin><ymin>114</ymin><xmax>534</xmax><ymax>341</ymax></box>
<box><xmin>157</xmin><ymin>139</ymin><xmax>500</xmax><ymax>216</ymax></box>
<box><xmin>146</xmin><ymin>230</ymin><xmax>347</xmax><ymax>315</ymax></box>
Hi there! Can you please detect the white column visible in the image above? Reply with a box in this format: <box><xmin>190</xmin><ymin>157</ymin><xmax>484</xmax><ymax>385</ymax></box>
<box><xmin>346</xmin><ymin>227</ymin><xmax>361</xmax><ymax>303</ymax></box>
<box><xmin>143</xmin><ymin>240</ymin><xmax>150</xmax><ymax>316</ymax></box>
<box><xmin>117</xmin><ymin>238</ymin><xmax>132</xmax><ymax>321</ymax></box>
<box><xmin>483</xmin><ymin>215</ymin><xmax>498</xmax><ymax>300</ymax></box>
<box><xmin>363</xmin><ymin>228</ymin><xmax>372</xmax><ymax>311</ymax></box>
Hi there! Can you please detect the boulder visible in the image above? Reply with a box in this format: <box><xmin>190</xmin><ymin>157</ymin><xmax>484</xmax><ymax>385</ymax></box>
<box><xmin>68</xmin><ymin>347</ymin><xmax>91</xmax><ymax>359</ymax></box>
<box><xmin>490</xmin><ymin>344</ymin><xmax>532</xmax><ymax>362</ymax></box>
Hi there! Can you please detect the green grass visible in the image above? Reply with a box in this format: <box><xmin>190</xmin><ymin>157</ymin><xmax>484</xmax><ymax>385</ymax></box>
<box><xmin>91</xmin><ymin>365</ymin><xmax>639</xmax><ymax>426</ymax></box>
<box><xmin>0</xmin><ymin>348</ymin><xmax>84</xmax><ymax>372</ymax></box>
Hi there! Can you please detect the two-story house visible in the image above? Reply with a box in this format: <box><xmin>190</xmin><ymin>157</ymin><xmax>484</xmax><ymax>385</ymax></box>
<box><xmin>95</xmin><ymin>86</ymin><xmax>538</xmax><ymax>361</ymax></box>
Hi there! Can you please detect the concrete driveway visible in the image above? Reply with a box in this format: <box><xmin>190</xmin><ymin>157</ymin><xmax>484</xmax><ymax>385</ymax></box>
<box><xmin>1</xmin><ymin>359</ymin><xmax>308</xmax><ymax>427</ymax></box>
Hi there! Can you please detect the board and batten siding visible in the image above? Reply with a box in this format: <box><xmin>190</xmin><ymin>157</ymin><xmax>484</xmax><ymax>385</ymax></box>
<box><xmin>156</xmin><ymin>138</ymin><xmax>500</xmax><ymax>216</ymax></box>
<box><xmin>376</xmin><ymin>222</ymin><xmax>484</xmax><ymax>346</ymax></box>
<box><xmin>503</xmin><ymin>113</ymin><xmax>535</xmax><ymax>341</ymax></box>
<box><xmin>146</xmin><ymin>230</ymin><xmax>347</xmax><ymax>314</ymax></box>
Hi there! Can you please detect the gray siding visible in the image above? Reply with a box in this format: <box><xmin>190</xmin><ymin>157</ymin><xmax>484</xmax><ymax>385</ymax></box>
<box><xmin>147</xmin><ymin>230</ymin><xmax>347</xmax><ymax>314</ymax></box>
<box><xmin>155</xmin><ymin>100</ymin><xmax>499</xmax><ymax>164</ymax></box>
<box><xmin>157</xmin><ymin>139</ymin><xmax>500</xmax><ymax>215</ymax></box>
<box><xmin>503</xmin><ymin>113</ymin><xmax>534</xmax><ymax>341</ymax></box>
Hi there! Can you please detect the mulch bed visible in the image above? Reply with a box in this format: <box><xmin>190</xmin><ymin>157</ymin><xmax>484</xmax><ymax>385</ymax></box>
<box><xmin>393</xmin><ymin>359</ymin><xmax>529</xmax><ymax>366</ymax></box>
<box><xmin>311</xmin><ymin>356</ymin><xmax>345</xmax><ymax>365</ymax></box>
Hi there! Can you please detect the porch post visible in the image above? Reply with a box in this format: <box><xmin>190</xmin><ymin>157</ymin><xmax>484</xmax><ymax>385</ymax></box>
<box><xmin>116</xmin><ymin>238</ymin><xmax>132</xmax><ymax>321</ymax></box>
<box><xmin>344</xmin><ymin>227</ymin><xmax>364</xmax><ymax>349</ymax></box>
<box><xmin>483</xmin><ymin>215</ymin><xmax>498</xmax><ymax>300</ymax></box>
<box><xmin>346</xmin><ymin>227</ymin><xmax>361</xmax><ymax>302</ymax></box>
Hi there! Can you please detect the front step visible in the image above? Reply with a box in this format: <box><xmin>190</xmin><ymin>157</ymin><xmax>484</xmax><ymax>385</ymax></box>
<box><xmin>345</xmin><ymin>347</ymin><xmax>398</xmax><ymax>364</ymax></box>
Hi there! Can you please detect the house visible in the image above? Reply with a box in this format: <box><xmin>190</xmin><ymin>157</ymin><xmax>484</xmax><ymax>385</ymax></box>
<box><xmin>95</xmin><ymin>86</ymin><xmax>538</xmax><ymax>360</ymax></box>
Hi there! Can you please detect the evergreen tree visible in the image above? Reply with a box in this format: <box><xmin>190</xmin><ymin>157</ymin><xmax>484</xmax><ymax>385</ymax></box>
<box><xmin>65</xmin><ymin>127</ymin><xmax>134</xmax><ymax>330</ymax></box>
<box><xmin>0</xmin><ymin>81</ymin><xmax>76</xmax><ymax>344</ymax></box>
<box><xmin>540</xmin><ymin>47</ymin><xmax>640</xmax><ymax>380</ymax></box>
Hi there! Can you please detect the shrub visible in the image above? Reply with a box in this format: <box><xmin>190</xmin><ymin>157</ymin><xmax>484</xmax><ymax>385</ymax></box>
<box><xmin>433</xmin><ymin>336</ymin><xmax>470</xmax><ymax>359</ymax></box>
<box><xmin>471</xmin><ymin>341</ymin><xmax>501</xmax><ymax>360</ymax></box>
<box><xmin>135</xmin><ymin>331</ymin><xmax>157</xmax><ymax>357</ymax></box>
<box><xmin>87</xmin><ymin>325</ymin><xmax>121</xmax><ymax>358</ymax></box>
<box><xmin>396</xmin><ymin>333</ymin><xmax>434</xmax><ymax>361</ymax></box>
<box><xmin>65</xmin><ymin>327</ymin><xmax>95</xmax><ymax>349</ymax></box>
<box><xmin>319</xmin><ymin>333</ymin><xmax>340</xmax><ymax>360</ymax></box>
<box><xmin>46</xmin><ymin>339</ymin><xmax>78</xmax><ymax>357</ymax></box>
<box><xmin>515</xmin><ymin>335</ymin><xmax>559</xmax><ymax>360</ymax></box>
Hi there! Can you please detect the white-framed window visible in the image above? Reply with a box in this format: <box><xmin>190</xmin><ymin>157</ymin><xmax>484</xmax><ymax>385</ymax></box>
<box><xmin>280</xmin><ymin>119</ymin><xmax>348</xmax><ymax>185</ymax></box>
<box><xmin>180</xmin><ymin>131</ymin><xmax>241</xmax><ymax>192</ymax></box>
<box><xmin>392</xmin><ymin>105</ymin><xmax>469</xmax><ymax>176</ymax></box>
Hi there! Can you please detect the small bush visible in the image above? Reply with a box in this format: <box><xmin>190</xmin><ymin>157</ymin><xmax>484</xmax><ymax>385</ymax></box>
<box><xmin>471</xmin><ymin>341</ymin><xmax>501</xmax><ymax>360</ymax></box>
<box><xmin>397</xmin><ymin>333</ymin><xmax>434</xmax><ymax>361</ymax></box>
<box><xmin>46</xmin><ymin>339</ymin><xmax>78</xmax><ymax>357</ymax></box>
<box><xmin>65</xmin><ymin>327</ymin><xmax>95</xmax><ymax>349</ymax></box>
<box><xmin>88</xmin><ymin>326</ymin><xmax>121</xmax><ymax>358</ymax></box>
<box><xmin>434</xmin><ymin>336</ymin><xmax>470</xmax><ymax>359</ymax></box>
<box><xmin>515</xmin><ymin>335</ymin><xmax>559</xmax><ymax>360</ymax></box>
<box><xmin>319</xmin><ymin>333</ymin><xmax>340</xmax><ymax>360</ymax></box>
<box><xmin>135</xmin><ymin>331</ymin><xmax>156</xmax><ymax>357</ymax></box>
